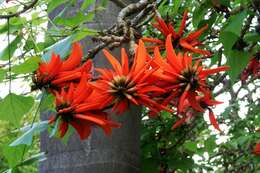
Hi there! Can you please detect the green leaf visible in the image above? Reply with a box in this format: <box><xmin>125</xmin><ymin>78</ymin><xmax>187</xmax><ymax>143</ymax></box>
<box><xmin>0</xmin><ymin>36</ymin><xmax>22</xmax><ymax>60</ymax></box>
<box><xmin>219</xmin><ymin>0</ymin><xmax>230</xmax><ymax>7</ymax></box>
<box><xmin>10</xmin><ymin>121</ymin><xmax>49</xmax><ymax>146</ymax></box>
<box><xmin>141</xmin><ymin>158</ymin><xmax>158</xmax><ymax>173</ymax></box>
<box><xmin>0</xmin><ymin>94</ymin><xmax>34</xmax><ymax>126</ymax></box>
<box><xmin>17</xmin><ymin>152</ymin><xmax>46</xmax><ymax>167</ymax></box>
<box><xmin>183</xmin><ymin>141</ymin><xmax>197</xmax><ymax>152</ymax></box>
<box><xmin>192</xmin><ymin>3</ymin><xmax>210</xmax><ymax>27</ymax></box>
<box><xmin>9</xmin><ymin>17</ymin><xmax>27</xmax><ymax>26</ymax></box>
<box><xmin>81</xmin><ymin>0</ymin><xmax>95</xmax><ymax>10</ymax></box>
<box><xmin>226</xmin><ymin>50</ymin><xmax>250</xmax><ymax>83</ymax></box>
<box><xmin>3</xmin><ymin>145</ymin><xmax>26</xmax><ymax>168</ymax></box>
<box><xmin>0</xmin><ymin>68</ymin><xmax>6</xmax><ymax>82</ymax></box>
<box><xmin>42</xmin><ymin>36</ymin><xmax>73</xmax><ymax>61</ymax></box>
<box><xmin>244</xmin><ymin>32</ymin><xmax>260</xmax><ymax>43</ymax></box>
<box><xmin>3</xmin><ymin>169</ymin><xmax>13</xmax><ymax>173</ymax></box>
<box><xmin>219</xmin><ymin>10</ymin><xmax>247</xmax><ymax>50</ymax></box>
<box><xmin>61</xmin><ymin>125</ymin><xmax>74</xmax><ymax>144</ymax></box>
<box><xmin>54</xmin><ymin>11</ymin><xmax>95</xmax><ymax>27</ymax></box>
<box><xmin>73</xmin><ymin>28</ymin><xmax>97</xmax><ymax>41</ymax></box>
<box><xmin>40</xmin><ymin>93</ymin><xmax>55</xmax><ymax>112</ymax></box>
<box><xmin>173</xmin><ymin>0</ymin><xmax>182</xmax><ymax>13</ymax></box>
<box><xmin>47</xmin><ymin>0</ymin><xmax>65</xmax><ymax>13</ymax></box>
<box><xmin>168</xmin><ymin>157</ymin><xmax>194</xmax><ymax>171</ymax></box>
<box><xmin>12</xmin><ymin>57</ymin><xmax>41</xmax><ymax>74</ymax></box>
<box><xmin>204</xmin><ymin>136</ymin><xmax>216</xmax><ymax>153</ymax></box>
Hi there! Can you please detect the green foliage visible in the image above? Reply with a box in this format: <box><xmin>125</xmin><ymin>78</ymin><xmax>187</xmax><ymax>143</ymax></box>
<box><xmin>3</xmin><ymin>145</ymin><xmax>26</xmax><ymax>168</ymax></box>
<box><xmin>12</xmin><ymin>57</ymin><xmax>41</xmax><ymax>74</ymax></box>
<box><xmin>0</xmin><ymin>36</ymin><xmax>22</xmax><ymax>61</ymax></box>
<box><xmin>226</xmin><ymin>50</ymin><xmax>250</xmax><ymax>83</ymax></box>
<box><xmin>0</xmin><ymin>0</ymin><xmax>259</xmax><ymax>172</ymax></box>
<box><xmin>0</xmin><ymin>94</ymin><xmax>34</xmax><ymax>127</ymax></box>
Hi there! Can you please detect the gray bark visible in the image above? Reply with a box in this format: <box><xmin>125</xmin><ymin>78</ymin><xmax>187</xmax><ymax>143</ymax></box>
<box><xmin>40</xmin><ymin>1</ymin><xmax>141</xmax><ymax>173</ymax></box>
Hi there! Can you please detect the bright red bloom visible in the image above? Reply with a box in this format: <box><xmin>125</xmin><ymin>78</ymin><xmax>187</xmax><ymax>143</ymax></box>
<box><xmin>91</xmin><ymin>40</ymin><xmax>172</xmax><ymax>115</ymax></box>
<box><xmin>32</xmin><ymin>42</ymin><xmax>92</xmax><ymax>91</ymax></box>
<box><xmin>254</xmin><ymin>142</ymin><xmax>260</xmax><ymax>155</ymax></box>
<box><xmin>142</xmin><ymin>10</ymin><xmax>211</xmax><ymax>55</ymax></box>
<box><xmin>171</xmin><ymin>92</ymin><xmax>223</xmax><ymax>132</ymax></box>
<box><xmin>50</xmin><ymin>75</ymin><xmax>121</xmax><ymax>140</ymax></box>
<box><xmin>240</xmin><ymin>56</ymin><xmax>260</xmax><ymax>82</ymax></box>
<box><xmin>152</xmin><ymin>35</ymin><xmax>229</xmax><ymax>114</ymax></box>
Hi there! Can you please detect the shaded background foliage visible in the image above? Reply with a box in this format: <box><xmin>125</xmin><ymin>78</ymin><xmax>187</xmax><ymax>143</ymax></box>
<box><xmin>0</xmin><ymin>0</ymin><xmax>259</xmax><ymax>172</ymax></box>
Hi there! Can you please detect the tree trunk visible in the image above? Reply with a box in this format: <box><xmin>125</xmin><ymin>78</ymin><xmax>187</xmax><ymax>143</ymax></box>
<box><xmin>39</xmin><ymin>1</ymin><xmax>141</xmax><ymax>173</ymax></box>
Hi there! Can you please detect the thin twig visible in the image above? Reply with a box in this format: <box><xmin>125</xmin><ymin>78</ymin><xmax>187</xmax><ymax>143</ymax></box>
<box><xmin>0</xmin><ymin>0</ymin><xmax>38</xmax><ymax>19</ymax></box>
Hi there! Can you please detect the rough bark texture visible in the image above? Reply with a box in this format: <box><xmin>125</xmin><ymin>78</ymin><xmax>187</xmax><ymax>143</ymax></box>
<box><xmin>39</xmin><ymin>0</ymin><xmax>141</xmax><ymax>173</ymax></box>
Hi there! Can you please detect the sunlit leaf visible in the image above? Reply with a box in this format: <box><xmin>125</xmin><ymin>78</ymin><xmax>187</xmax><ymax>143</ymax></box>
<box><xmin>219</xmin><ymin>10</ymin><xmax>247</xmax><ymax>50</ymax></box>
<box><xmin>0</xmin><ymin>36</ymin><xmax>22</xmax><ymax>61</ymax></box>
<box><xmin>12</xmin><ymin>57</ymin><xmax>41</xmax><ymax>74</ymax></box>
<box><xmin>0</xmin><ymin>94</ymin><xmax>34</xmax><ymax>126</ymax></box>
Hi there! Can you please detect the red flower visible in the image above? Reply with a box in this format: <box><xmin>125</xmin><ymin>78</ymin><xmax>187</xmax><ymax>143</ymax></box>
<box><xmin>240</xmin><ymin>56</ymin><xmax>260</xmax><ymax>82</ymax></box>
<box><xmin>91</xmin><ymin>40</ymin><xmax>172</xmax><ymax>115</ymax></box>
<box><xmin>33</xmin><ymin>42</ymin><xmax>92</xmax><ymax>91</ymax></box>
<box><xmin>254</xmin><ymin>142</ymin><xmax>260</xmax><ymax>155</ymax></box>
<box><xmin>142</xmin><ymin>10</ymin><xmax>211</xmax><ymax>55</ymax></box>
<box><xmin>50</xmin><ymin>75</ymin><xmax>121</xmax><ymax>140</ymax></box>
<box><xmin>152</xmin><ymin>35</ymin><xmax>229</xmax><ymax>114</ymax></box>
<box><xmin>171</xmin><ymin>92</ymin><xmax>223</xmax><ymax>132</ymax></box>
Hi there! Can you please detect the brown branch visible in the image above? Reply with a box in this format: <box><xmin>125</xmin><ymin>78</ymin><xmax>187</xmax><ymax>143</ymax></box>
<box><xmin>0</xmin><ymin>0</ymin><xmax>38</xmax><ymax>19</ymax></box>
<box><xmin>84</xmin><ymin>0</ymin><xmax>156</xmax><ymax>60</ymax></box>
<box><xmin>117</xmin><ymin>0</ymin><xmax>149</xmax><ymax>26</ymax></box>
<box><xmin>110</xmin><ymin>0</ymin><xmax>127</xmax><ymax>8</ymax></box>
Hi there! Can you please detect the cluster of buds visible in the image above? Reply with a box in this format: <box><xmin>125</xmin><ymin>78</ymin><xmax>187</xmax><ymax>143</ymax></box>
<box><xmin>33</xmin><ymin>11</ymin><xmax>230</xmax><ymax>140</ymax></box>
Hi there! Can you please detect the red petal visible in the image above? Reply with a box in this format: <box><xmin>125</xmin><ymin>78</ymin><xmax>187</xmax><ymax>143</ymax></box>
<box><xmin>70</xmin><ymin>121</ymin><xmax>91</xmax><ymax>140</ymax></box>
<box><xmin>178</xmin><ymin>10</ymin><xmax>188</xmax><ymax>37</ymax></box>
<box><xmin>141</xmin><ymin>37</ymin><xmax>164</xmax><ymax>44</ymax></box>
<box><xmin>61</xmin><ymin>42</ymin><xmax>83</xmax><ymax>71</ymax></box>
<box><xmin>156</xmin><ymin>17</ymin><xmax>170</xmax><ymax>36</ymax></box>
<box><xmin>185</xmin><ymin>24</ymin><xmax>208</xmax><ymax>41</ymax></box>
<box><xmin>75</xmin><ymin>114</ymin><xmax>106</xmax><ymax>126</ymax></box>
<box><xmin>172</xmin><ymin>117</ymin><xmax>186</xmax><ymax>130</ymax></box>
<box><xmin>132</xmin><ymin>40</ymin><xmax>147</xmax><ymax>75</ymax></box>
<box><xmin>179</xmin><ymin>40</ymin><xmax>211</xmax><ymax>55</ymax></box>
<box><xmin>200</xmin><ymin>66</ymin><xmax>230</xmax><ymax>77</ymax></box>
<box><xmin>48</xmin><ymin>54</ymin><xmax>63</xmax><ymax>78</ymax></box>
<box><xmin>121</xmin><ymin>48</ymin><xmax>129</xmax><ymax>75</ymax></box>
<box><xmin>168</xmin><ymin>23</ymin><xmax>178</xmax><ymax>39</ymax></box>
<box><xmin>59</xmin><ymin>121</ymin><xmax>68</xmax><ymax>138</ymax></box>
<box><xmin>178</xmin><ymin>84</ymin><xmax>190</xmax><ymax>112</ymax></box>
<box><xmin>103</xmin><ymin>49</ymin><xmax>122</xmax><ymax>75</ymax></box>
<box><xmin>166</xmin><ymin>35</ymin><xmax>182</xmax><ymax>72</ymax></box>
<box><xmin>52</xmin><ymin>72</ymin><xmax>81</xmax><ymax>85</ymax></box>
<box><xmin>188</xmin><ymin>92</ymin><xmax>205</xmax><ymax>112</ymax></box>
<box><xmin>208</xmin><ymin>109</ymin><xmax>221</xmax><ymax>132</ymax></box>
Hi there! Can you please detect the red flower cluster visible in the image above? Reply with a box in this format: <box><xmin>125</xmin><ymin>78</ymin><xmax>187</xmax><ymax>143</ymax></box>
<box><xmin>34</xmin><ymin>43</ymin><xmax>120</xmax><ymax>139</ymax></box>
<box><xmin>142</xmin><ymin>10</ymin><xmax>211</xmax><ymax>56</ymax></box>
<box><xmin>32</xmin><ymin>43</ymin><xmax>92</xmax><ymax>92</ymax></box>
<box><xmin>34</xmin><ymin>13</ymin><xmax>230</xmax><ymax>140</ymax></box>
<box><xmin>91</xmin><ymin>41</ymin><xmax>171</xmax><ymax>115</ymax></box>
<box><xmin>240</xmin><ymin>56</ymin><xmax>260</xmax><ymax>82</ymax></box>
<box><xmin>150</xmin><ymin>35</ymin><xmax>229</xmax><ymax>131</ymax></box>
